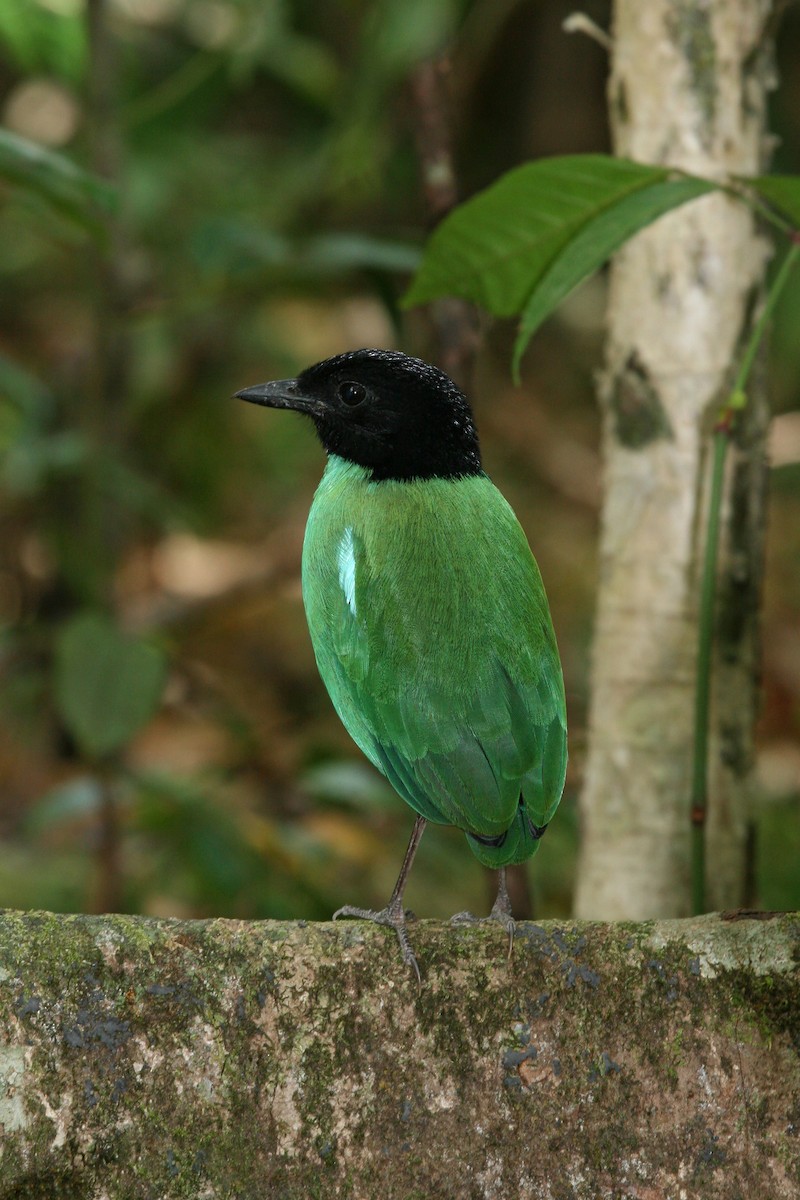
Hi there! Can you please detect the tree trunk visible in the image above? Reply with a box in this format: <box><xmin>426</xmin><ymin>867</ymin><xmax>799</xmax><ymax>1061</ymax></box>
<box><xmin>575</xmin><ymin>0</ymin><xmax>776</xmax><ymax>919</ymax></box>
<box><xmin>0</xmin><ymin>911</ymin><xmax>798</xmax><ymax>1198</ymax></box>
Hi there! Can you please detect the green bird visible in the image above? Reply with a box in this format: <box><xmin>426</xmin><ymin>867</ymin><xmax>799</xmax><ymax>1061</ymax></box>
<box><xmin>236</xmin><ymin>349</ymin><xmax>566</xmax><ymax>977</ymax></box>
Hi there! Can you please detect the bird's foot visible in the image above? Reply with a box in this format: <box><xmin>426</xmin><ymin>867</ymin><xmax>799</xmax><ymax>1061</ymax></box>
<box><xmin>333</xmin><ymin>902</ymin><xmax>421</xmax><ymax>984</ymax></box>
<box><xmin>450</xmin><ymin>883</ymin><xmax>516</xmax><ymax>959</ymax></box>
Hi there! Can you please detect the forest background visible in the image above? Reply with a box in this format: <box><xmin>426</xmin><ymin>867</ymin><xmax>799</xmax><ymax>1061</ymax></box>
<box><xmin>1</xmin><ymin>0</ymin><xmax>799</xmax><ymax>925</ymax></box>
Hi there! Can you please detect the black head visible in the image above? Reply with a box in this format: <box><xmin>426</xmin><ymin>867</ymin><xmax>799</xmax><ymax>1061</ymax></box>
<box><xmin>235</xmin><ymin>348</ymin><xmax>482</xmax><ymax>482</ymax></box>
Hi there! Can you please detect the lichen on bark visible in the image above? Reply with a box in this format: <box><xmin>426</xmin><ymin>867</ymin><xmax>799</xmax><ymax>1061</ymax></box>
<box><xmin>0</xmin><ymin>910</ymin><xmax>798</xmax><ymax>1198</ymax></box>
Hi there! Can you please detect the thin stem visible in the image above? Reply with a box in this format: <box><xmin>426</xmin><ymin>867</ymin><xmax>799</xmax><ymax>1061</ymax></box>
<box><xmin>690</xmin><ymin>238</ymin><xmax>800</xmax><ymax>915</ymax></box>
<box><xmin>717</xmin><ymin>180</ymin><xmax>795</xmax><ymax>239</ymax></box>
<box><xmin>93</xmin><ymin>768</ymin><xmax>122</xmax><ymax>913</ymax></box>
<box><xmin>691</xmin><ymin>429</ymin><xmax>727</xmax><ymax>915</ymax></box>
<box><xmin>84</xmin><ymin>0</ymin><xmax>128</xmax><ymax>906</ymax></box>
<box><xmin>124</xmin><ymin>51</ymin><xmax>220</xmax><ymax>129</ymax></box>
<box><xmin>671</xmin><ymin>167</ymin><xmax>796</xmax><ymax>238</ymax></box>
<box><xmin>408</xmin><ymin>54</ymin><xmax>479</xmax><ymax>393</ymax></box>
<box><xmin>731</xmin><ymin>240</ymin><xmax>800</xmax><ymax>397</ymax></box>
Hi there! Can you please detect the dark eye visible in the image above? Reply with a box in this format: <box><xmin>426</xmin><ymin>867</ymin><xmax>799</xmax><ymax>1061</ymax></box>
<box><xmin>338</xmin><ymin>381</ymin><xmax>366</xmax><ymax>407</ymax></box>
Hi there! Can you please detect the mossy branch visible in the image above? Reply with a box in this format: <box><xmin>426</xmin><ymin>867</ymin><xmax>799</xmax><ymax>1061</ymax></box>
<box><xmin>0</xmin><ymin>910</ymin><xmax>798</xmax><ymax>1199</ymax></box>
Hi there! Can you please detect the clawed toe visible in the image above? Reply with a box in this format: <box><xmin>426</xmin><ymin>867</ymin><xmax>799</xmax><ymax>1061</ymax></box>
<box><xmin>449</xmin><ymin>910</ymin><xmax>480</xmax><ymax>925</ymax></box>
<box><xmin>333</xmin><ymin>904</ymin><xmax>383</xmax><ymax>923</ymax></box>
<box><xmin>449</xmin><ymin>903</ymin><xmax>516</xmax><ymax>960</ymax></box>
<box><xmin>491</xmin><ymin>867</ymin><xmax>516</xmax><ymax>958</ymax></box>
<box><xmin>333</xmin><ymin>903</ymin><xmax>420</xmax><ymax>983</ymax></box>
<box><xmin>494</xmin><ymin>912</ymin><xmax>516</xmax><ymax>960</ymax></box>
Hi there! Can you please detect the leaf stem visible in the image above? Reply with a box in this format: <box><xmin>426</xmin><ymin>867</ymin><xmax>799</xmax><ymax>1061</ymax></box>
<box><xmin>123</xmin><ymin>51</ymin><xmax>220</xmax><ymax>129</ymax></box>
<box><xmin>691</xmin><ymin>238</ymin><xmax>800</xmax><ymax>915</ymax></box>
<box><xmin>671</xmin><ymin>167</ymin><xmax>796</xmax><ymax>237</ymax></box>
<box><xmin>731</xmin><ymin>239</ymin><xmax>800</xmax><ymax>396</ymax></box>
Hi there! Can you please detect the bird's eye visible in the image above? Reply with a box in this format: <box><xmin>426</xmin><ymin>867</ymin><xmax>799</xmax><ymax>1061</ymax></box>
<box><xmin>338</xmin><ymin>381</ymin><xmax>367</xmax><ymax>408</ymax></box>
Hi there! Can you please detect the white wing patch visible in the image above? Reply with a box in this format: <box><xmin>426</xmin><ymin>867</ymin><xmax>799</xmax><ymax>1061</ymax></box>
<box><xmin>336</xmin><ymin>526</ymin><xmax>357</xmax><ymax>616</ymax></box>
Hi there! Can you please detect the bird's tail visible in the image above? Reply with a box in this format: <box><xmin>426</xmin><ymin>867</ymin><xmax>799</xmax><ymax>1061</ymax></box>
<box><xmin>465</xmin><ymin>797</ymin><xmax>548</xmax><ymax>868</ymax></box>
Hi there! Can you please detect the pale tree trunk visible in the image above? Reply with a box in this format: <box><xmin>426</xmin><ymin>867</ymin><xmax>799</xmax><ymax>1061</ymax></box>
<box><xmin>574</xmin><ymin>0</ymin><xmax>776</xmax><ymax>918</ymax></box>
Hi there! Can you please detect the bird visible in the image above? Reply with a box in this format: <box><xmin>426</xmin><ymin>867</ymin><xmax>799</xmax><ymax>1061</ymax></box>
<box><xmin>236</xmin><ymin>348</ymin><xmax>567</xmax><ymax>979</ymax></box>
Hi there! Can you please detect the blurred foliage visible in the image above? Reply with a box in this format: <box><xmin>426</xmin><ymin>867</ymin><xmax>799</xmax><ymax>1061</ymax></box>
<box><xmin>0</xmin><ymin>0</ymin><xmax>798</xmax><ymax>924</ymax></box>
<box><xmin>0</xmin><ymin>128</ymin><xmax>115</xmax><ymax>232</ymax></box>
<box><xmin>54</xmin><ymin>611</ymin><xmax>166</xmax><ymax>759</ymax></box>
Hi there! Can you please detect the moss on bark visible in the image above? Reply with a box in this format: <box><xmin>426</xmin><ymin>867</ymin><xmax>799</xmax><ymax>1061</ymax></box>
<box><xmin>0</xmin><ymin>911</ymin><xmax>798</xmax><ymax>1198</ymax></box>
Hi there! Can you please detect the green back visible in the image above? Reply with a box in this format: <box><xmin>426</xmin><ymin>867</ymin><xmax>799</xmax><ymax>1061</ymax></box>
<box><xmin>301</xmin><ymin>455</ymin><xmax>567</xmax><ymax>867</ymax></box>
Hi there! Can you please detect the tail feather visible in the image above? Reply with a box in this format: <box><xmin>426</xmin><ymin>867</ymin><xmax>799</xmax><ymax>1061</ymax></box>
<box><xmin>466</xmin><ymin>794</ymin><xmax>548</xmax><ymax>867</ymax></box>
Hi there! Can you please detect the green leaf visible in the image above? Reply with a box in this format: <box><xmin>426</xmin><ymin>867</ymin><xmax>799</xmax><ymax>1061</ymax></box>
<box><xmin>54</xmin><ymin>613</ymin><xmax>167</xmax><ymax>760</ymax></box>
<box><xmin>0</xmin><ymin>129</ymin><xmax>116</xmax><ymax>235</ymax></box>
<box><xmin>300</xmin><ymin>233</ymin><xmax>421</xmax><ymax>274</ymax></box>
<box><xmin>512</xmin><ymin>176</ymin><xmax>716</xmax><ymax>377</ymax></box>
<box><xmin>302</xmin><ymin>760</ymin><xmax>397</xmax><ymax>812</ymax></box>
<box><xmin>0</xmin><ymin>352</ymin><xmax>53</xmax><ymax>422</ymax></box>
<box><xmin>0</xmin><ymin>1</ymin><xmax>86</xmax><ymax>82</ymax></box>
<box><xmin>403</xmin><ymin>155</ymin><xmax>682</xmax><ymax>316</ymax></box>
<box><xmin>366</xmin><ymin>0</ymin><xmax>458</xmax><ymax>77</ymax></box>
<box><xmin>192</xmin><ymin>220</ymin><xmax>420</xmax><ymax>279</ymax></box>
<box><xmin>25</xmin><ymin>776</ymin><xmax>103</xmax><ymax>834</ymax></box>
<box><xmin>3</xmin><ymin>429</ymin><xmax>87</xmax><ymax>494</ymax></box>
<box><xmin>745</xmin><ymin>176</ymin><xmax>800</xmax><ymax>227</ymax></box>
<box><xmin>258</xmin><ymin>33</ymin><xmax>340</xmax><ymax>108</ymax></box>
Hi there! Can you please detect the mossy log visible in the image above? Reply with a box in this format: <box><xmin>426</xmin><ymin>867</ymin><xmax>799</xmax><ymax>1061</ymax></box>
<box><xmin>0</xmin><ymin>910</ymin><xmax>798</xmax><ymax>1198</ymax></box>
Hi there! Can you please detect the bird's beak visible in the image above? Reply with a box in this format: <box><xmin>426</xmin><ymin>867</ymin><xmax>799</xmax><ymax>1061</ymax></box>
<box><xmin>235</xmin><ymin>378</ymin><xmax>318</xmax><ymax>415</ymax></box>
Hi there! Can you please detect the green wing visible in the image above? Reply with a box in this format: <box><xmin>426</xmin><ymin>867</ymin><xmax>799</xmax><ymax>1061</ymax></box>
<box><xmin>302</xmin><ymin>464</ymin><xmax>567</xmax><ymax>867</ymax></box>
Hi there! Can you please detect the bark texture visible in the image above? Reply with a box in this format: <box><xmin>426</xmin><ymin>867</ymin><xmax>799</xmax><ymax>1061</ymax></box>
<box><xmin>0</xmin><ymin>911</ymin><xmax>798</xmax><ymax>1198</ymax></box>
<box><xmin>575</xmin><ymin>0</ymin><xmax>776</xmax><ymax>918</ymax></box>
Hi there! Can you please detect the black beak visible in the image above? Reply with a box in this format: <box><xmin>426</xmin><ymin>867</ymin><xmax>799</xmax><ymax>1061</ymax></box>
<box><xmin>235</xmin><ymin>378</ymin><xmax>317</xmax><ymax>413</ymax></box>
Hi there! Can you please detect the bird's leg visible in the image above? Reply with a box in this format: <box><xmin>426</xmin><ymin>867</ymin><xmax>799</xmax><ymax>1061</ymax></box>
<box><xmin>451</xmin><ymin>867</ymin><xmax>516</xmax><ymax>959</ymax></box>
<box><xmin>489</xmin><ymin>867</ymin><xmax>516</xmax><ymax>958</ymax></box>
<box><xmin>333</xmin><ymin>815</ymin><xmax>426</xmax><ymax>982</ymax></box>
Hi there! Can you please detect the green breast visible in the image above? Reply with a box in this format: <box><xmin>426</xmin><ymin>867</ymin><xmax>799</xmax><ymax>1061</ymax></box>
<box><xmin>301</xmin><ymin>455</ymin><xmax>567</xmax><ymax>864</ymax></box>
